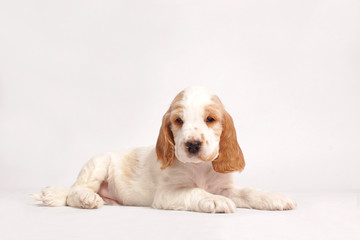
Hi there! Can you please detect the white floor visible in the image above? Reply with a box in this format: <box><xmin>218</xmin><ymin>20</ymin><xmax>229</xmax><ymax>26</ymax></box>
<box><xmin>1</xmin><ymin>190</ymin><xmax>359</xmax><ymax>240</ymax></box>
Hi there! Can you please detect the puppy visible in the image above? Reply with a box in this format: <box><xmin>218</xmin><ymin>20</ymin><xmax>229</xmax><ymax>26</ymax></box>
<box><xmin>32</xmin><ymin>86</ymin><xmax>296</xmax><ymax>213</ymax></box>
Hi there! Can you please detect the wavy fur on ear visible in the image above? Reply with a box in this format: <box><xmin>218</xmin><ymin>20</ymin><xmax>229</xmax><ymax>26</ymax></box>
<box><xmin>156</xmin><ymin>111</ymin><xmax>175</xmax><ymax>169</ymax></box>
<box><xmin>212</xmin><ymin>111</ymin><xmax>245</xmax><ymax>173</ymax></box>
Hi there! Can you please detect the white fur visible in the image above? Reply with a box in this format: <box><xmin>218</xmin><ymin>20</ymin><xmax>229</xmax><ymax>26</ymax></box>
<box><xmin>32</xmin><ymin>87</ymin><xmax>296</xmax><ymax>213</ymax></box>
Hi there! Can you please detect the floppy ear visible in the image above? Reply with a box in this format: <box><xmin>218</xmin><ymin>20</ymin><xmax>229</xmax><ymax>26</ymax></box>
<box><xmin>156</xmin><ymin>111</ymin><xmax>175</xmax><ymax>169</ymax></box>
<box><xmin>212</xmin><ymin>111</ymin><xmax>245</xmax><ymax>173</ymax></box>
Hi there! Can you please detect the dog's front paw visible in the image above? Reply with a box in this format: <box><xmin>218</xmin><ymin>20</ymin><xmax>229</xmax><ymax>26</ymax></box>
<box><xmin>198</xmin><ymin>195</ymin><xmax>236</xmax><ymax>213</ymax></box>
<box><xmin>259</xmin><ymin>193</ymin><xmax>297</xmax><ymax>211</ymax></box>
<box><xmin>271</xmin><ymin>193</ymin><xmax>297</xmax><ymax>210</ymax></box>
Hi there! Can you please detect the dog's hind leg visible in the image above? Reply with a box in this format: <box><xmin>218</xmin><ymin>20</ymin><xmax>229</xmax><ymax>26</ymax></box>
<box><xmin>31</xmin><ymin>186</ymin><xmax>70</xmax><ymax>207</ymax></box>
<box><xmin>66</xmin><ymin>153</ymin><xmax>112</xmax><ymax>209</ymax></box>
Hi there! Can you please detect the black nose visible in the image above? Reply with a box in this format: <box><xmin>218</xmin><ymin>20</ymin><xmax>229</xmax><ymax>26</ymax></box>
<box><xmin>186</xmin><ymin>141</ymin><xmax>202</xmax><ymax>154</ymax></box>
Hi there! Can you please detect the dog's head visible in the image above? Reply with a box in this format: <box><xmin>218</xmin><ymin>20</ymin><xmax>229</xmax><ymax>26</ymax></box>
<box><xmin>156</xmin><ymin>87</ymin><xmax>245</xmax><ymax>173</ymax></box>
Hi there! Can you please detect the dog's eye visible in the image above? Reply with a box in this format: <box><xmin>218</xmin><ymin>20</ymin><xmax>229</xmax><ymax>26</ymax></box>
<box><xmin>175</xmin><ymin>118</ymin><xmax>183</xmax><ymax>124</ymax></box>
<box><xmin>206</xmin><ymin>117</ymin><xmax>215</xmax><ymax>123</ymax></box>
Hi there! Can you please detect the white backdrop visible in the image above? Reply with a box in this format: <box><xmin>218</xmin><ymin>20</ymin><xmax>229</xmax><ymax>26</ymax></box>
<box><xmin>1</xmin><ymin>0</ymin><xmax>359</xmax><ymax>192</ymax></box>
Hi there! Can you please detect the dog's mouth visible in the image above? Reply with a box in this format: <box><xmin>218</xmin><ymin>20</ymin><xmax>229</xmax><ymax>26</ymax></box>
<box><xmin>183</xmin><ymin>149</ymin><xmax>219</xmax><ymax>163</ymax></box>
<box><xmin>198</xmin><ymin>150</ymin><xmax>219</xmax><ymax>162</ymax></box>
<box><xmin>175</xmin><ymin>142</ymin><xmax>219</xmax><ymax>164</ymax></box>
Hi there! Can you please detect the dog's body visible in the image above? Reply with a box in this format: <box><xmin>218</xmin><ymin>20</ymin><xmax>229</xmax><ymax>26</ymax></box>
<box><xmin>33</xmin><ymin>87</ymin><xmax>296</xmax><ymax>213</ymax></box>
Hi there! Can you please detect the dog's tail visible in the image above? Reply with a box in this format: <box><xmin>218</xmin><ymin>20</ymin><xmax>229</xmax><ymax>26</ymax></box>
<box><xmin>31</xmin><ymin>186</ymin><xmax>70</xmax><ymax>207</ymax></box>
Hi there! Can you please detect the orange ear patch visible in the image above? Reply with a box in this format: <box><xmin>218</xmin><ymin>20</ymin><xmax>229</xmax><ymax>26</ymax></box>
<box><xmin>156</xmin><ymin>111</ymin><xmax>175</xmax><ymax>170</ymax></box>
<box><xmin>155</xmin><ymin>91</ymin><xmax>184</xmax><ymax>169</ymax></box>
<box><xmin>212</xmin><ymin>111</ymin><xmax>245</xmax><ymax>173</ymax></box>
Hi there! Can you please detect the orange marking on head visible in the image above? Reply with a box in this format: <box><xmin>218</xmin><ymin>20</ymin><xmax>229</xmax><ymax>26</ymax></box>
<box><xmin>156</xmin><ymin>90</ymin><xmax>184</xmax><ymax>169</ymax></box>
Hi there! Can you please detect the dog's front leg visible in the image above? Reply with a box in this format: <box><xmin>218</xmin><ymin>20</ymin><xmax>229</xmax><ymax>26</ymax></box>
<box><xmin>222</xmin><ymin>187</ymin><xmax>297</xmax><ymax>211</ymax></box>
<box><xmin>152</xmin><ymin>187</ymin><xmax>236</xmax><ymax>213</ymax></box>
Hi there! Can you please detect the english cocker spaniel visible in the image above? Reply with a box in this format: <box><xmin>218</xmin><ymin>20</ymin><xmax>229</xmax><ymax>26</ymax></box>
<box><xmin>33</xmin><ymin>86</ymin><xmax>296</xmax><ymax>213</ymax></box>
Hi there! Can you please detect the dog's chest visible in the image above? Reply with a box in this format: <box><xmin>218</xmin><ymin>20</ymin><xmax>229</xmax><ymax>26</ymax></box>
<box><xmin>188</xmin><ymin>164</ymin><xmax>228</xmax><ymax>194</ymax></box>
